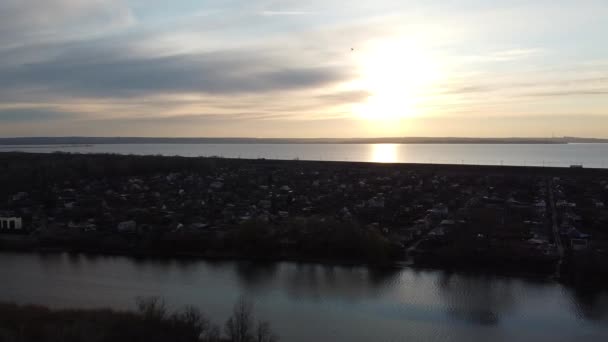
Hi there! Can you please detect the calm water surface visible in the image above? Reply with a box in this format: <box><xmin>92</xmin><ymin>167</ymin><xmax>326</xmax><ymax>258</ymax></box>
<box><xmin>1</xmin><ymin>252</ymin><xmax>607</xmax><ymax>341</ymax></box>
<box><xmin>1</xmin><ymin>143</ymin><xmax>607</xmax><ymax>168</ymax></box>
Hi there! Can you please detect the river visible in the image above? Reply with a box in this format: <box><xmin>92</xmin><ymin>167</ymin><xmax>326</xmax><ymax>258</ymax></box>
<box><xmin>1</xmin><ymin>252</ymin><xmax>607</xmax><ymax>341</ymax></box>
<box><xmin>1</xmin><ymin>143</ymin><xmax>607</xmax><ymax>168</ymax></box>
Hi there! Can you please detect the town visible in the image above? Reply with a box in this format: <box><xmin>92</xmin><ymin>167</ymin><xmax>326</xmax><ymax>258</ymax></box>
<box><xmin>1</xmin><ymin>152</ymin><xmax>607</xmax><ymax>282</ymax></box>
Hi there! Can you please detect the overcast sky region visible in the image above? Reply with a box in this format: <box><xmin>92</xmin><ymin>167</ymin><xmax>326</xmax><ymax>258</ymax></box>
<box><xmin>0</xmin><ymin>0</ymin><xmax>607</xmax><ymax>138</ymax></box>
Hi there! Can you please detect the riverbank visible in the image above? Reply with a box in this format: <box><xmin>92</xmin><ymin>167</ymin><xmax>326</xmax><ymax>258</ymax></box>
<box><xmin>1</xmin><ymin>152</ymin><xmax>608</xmax><ymax>284</ymax></box>
<box><xmin>0</xmin><ymin>296</ymin><xmax>277</xmax><ymax>342</ymax></box>
<box><xmin>0</xmin><ymin>241</ymin><xmax>586</xmax><ymax>286</ymax></box>
<box><xmin>0</xmin><ymin>235</ymin><xmax>396</xmax><ymax>268</ymax></box>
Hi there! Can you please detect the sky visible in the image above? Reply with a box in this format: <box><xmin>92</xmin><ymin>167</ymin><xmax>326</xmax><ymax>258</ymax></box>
<box><xmin>0</xmin><ymin>0</ymin><xmax>607</xmax><ymax>138</ymax></box>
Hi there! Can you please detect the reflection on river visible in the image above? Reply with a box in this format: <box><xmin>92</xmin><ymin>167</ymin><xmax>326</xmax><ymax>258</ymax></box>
<box><xmin>2</xmin><ymin>143</ymin><xmax>607</xmax><ymax>168</ymax></box>
<box><xmin>1</xmin><ymin>252</ymin><xmax>607</xmax><ymax>341</ymax></box>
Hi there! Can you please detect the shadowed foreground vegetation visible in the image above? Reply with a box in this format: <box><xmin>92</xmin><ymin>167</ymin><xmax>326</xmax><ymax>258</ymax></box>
<box><xmin>0</xmin><ymin>296</ymin><xmax>277</xmax><ymax>342</ymax></box>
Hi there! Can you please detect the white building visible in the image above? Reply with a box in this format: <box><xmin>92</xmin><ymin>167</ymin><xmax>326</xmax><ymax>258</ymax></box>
<box><xmin>0</xmin><ymin>217</ymin><xmax>23</xmax><ymax>231</ymax></box>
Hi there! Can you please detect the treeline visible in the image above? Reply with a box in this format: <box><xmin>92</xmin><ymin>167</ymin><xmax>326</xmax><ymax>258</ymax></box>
<box><xmin>23</xmin><ymin>216</ymin><xmax>397</xmax><ymax>265</ymax></box>
<box><xmin>23</xmin><ymin>217</ymin><xmax>396</xmax><ymax>265</ymax></box>
<box><xmin>228</xmin><ymin>217</ymin><xmax>397</xmax><ymax>264</ymax></box>
<box><xmin>0</xmin><ymin>296</ymin><xmax>277</xmax><ymax>342</ymax></box>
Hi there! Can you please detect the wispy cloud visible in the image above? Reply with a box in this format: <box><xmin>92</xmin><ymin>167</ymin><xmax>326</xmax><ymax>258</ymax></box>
<box><xmin>0</xmin><ymin>108</ymin><xmax>74</xmax><ymax>122</ymax></box>
<box><xmin>0</xmin><ymin>0</ymin><xmax>135</xmax><ymax>48</ymax></box>
<box><xmin>435</xmin><ymin>75</ymin><xmax>608</xmax><ymax>97</ymax></box>
<box><xmin>260</xmin><ymin>10</ymin><xmax>311</xmax><ymax>16</ymax></box>
<box><xmin>518</xmin><ymin>90</ymin><xmax>608</xmax><ymax>97</ymax></box>
<box><xmin>458</xmin><ymin>48</ymin><xmax>544</xmax><ymax>63</ymax></box>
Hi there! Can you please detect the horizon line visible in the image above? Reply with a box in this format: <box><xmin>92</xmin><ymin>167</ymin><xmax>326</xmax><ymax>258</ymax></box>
<box><xmin>0</xmin><ymin>135</ymin><xmax>608</xmax><ymax>139</ymax></box>
<box><xmin>0</xmin><ymin>136</ymin><xmax>606</xmax><ymax>140</ymax></box>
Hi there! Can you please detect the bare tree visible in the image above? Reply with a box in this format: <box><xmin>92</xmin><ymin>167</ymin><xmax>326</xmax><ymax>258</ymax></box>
<box><xmin>255</xmin><ymin>321</ymin><xmax>278</xmax><ymax>342</ymax></box>
<box><xmin>202</xmin><ymin>324</ymin><xmax>221</xmax><ymax>342</ymax></box>
<box><xmin>225</xmin><ymin>295</ymin><xmax>254</xmax><ymax>342</ymax></box>
<box><xmin>224</xmin><ymin>296</ymin><xmax>278</xmax><ymax>342</ymax></box>
<box><xmin>135</xmin><ymin>296</ymin><xmax>167</xmax><ymax>321</ymax></box>
<box><xmin>172</xmin><ymin>305</ymin><xmax>212</xmax><ymax>340</ymax></box>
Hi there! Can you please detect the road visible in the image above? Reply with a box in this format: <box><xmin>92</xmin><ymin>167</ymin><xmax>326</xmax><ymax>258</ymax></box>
<box><xmin>547</xmin><ymin>177</ymin><xmax>564</xmax><ymax>278</ymax></box>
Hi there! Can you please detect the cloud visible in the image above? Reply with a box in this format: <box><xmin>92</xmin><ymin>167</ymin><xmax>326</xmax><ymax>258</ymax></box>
<box><xmin>0</xmin><ymin>44</ymin><xmax>353</xmax><ymax>99</ymax></box>
<box><xmin>0</xmin><ymin>108</ymin><xmax>74</xmax><ymax>122</ymax></box>
<box><xmin>458</xmin><ymin>48</ymin><xmax>543</xmax><ymax>63</ymax></box>
<box><xmin>518</xmin><ymin>90</ymin><xmax>608</xmax><ymax>97</ymax></box>
<box><xmin>260</xmin><ymin>11</ymin><xmax>311</xmax><ymax>16</ymax></box>
<box><xmin>104</xmin><ymin>112</ymin><xmax>295</xmax><ymax>124</ymax></box>
<box><xmin>0</xmin><ymin>0</ymin><xmax>134</xmax><ymax>48</ymax></box>
<box><xmin>316</xmin><ymin>90</ymin><xmax>371</xmax><ymax>104</ymax></box>
<box><xmin>435</xmin><ymin>75</ymin><xmax>608</xmax><ymax>97</ymax></box>
<box><xmin>438</xmin><ymin>85</ymin><xmax>495</xmax><ymax>95</ymax></box>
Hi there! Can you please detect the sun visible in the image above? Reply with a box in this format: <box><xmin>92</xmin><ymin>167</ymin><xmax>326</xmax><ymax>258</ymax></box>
<box><xmin>353</xmin><ymin>38</ymin><xmax>441</xmax><ymax>122</ymax></box>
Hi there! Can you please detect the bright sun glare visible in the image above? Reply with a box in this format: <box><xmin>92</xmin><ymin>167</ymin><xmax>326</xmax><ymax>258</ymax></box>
<box><xmin>371</xmin><ymin>144</ymin><xmax>399</xmax><ymax>163</ymax></box>
<box><xmin>354</xmin><ymin>39</ymin><xmax>441</xmax><ymax>123</ymax></box>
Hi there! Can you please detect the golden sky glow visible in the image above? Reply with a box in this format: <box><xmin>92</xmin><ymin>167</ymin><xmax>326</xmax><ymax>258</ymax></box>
<box><xmin>354</xmin><ymin>38</ymin><xmax>442</xmax><ymax>123</ymax></box>
<box><xmin>0</xmin><ymin>1</ymin><xmax>608</xmax><ymax>138</ymax></box>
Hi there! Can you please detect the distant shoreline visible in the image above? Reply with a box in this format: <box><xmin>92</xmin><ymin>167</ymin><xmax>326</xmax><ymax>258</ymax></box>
<box><xmin>1</xmin><ymin>136</ymin><xmax>608</xmax><ymax>145</ymax></box>
<box><xmin>0</xmin><ymin>144</ymin><xmax>92</xmax><ymax>149</ymax></box>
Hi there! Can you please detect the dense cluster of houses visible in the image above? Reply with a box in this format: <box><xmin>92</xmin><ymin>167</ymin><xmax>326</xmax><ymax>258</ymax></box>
<box><xmin>1</xmin><ymin>157</ymin><xmax>607</xmax><ymax>273</ymax></box>
<box><xmin>553</xmin><ymin>176</ymin><xmax>608</xmax><ymax>274</ymax></box>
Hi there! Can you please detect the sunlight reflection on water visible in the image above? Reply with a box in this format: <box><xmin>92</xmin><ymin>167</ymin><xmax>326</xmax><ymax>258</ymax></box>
<box><xmin>370</xmin><ymin>144</ymin><xmax>398</xmax><ymax>163</ymax></box>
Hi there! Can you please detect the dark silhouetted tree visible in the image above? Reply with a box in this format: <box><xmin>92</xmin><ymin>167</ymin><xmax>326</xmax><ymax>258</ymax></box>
<box><xmin>225</xmin><ymin>296</ymin><xmax>278</xmax><ymax>342</ymax></box>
